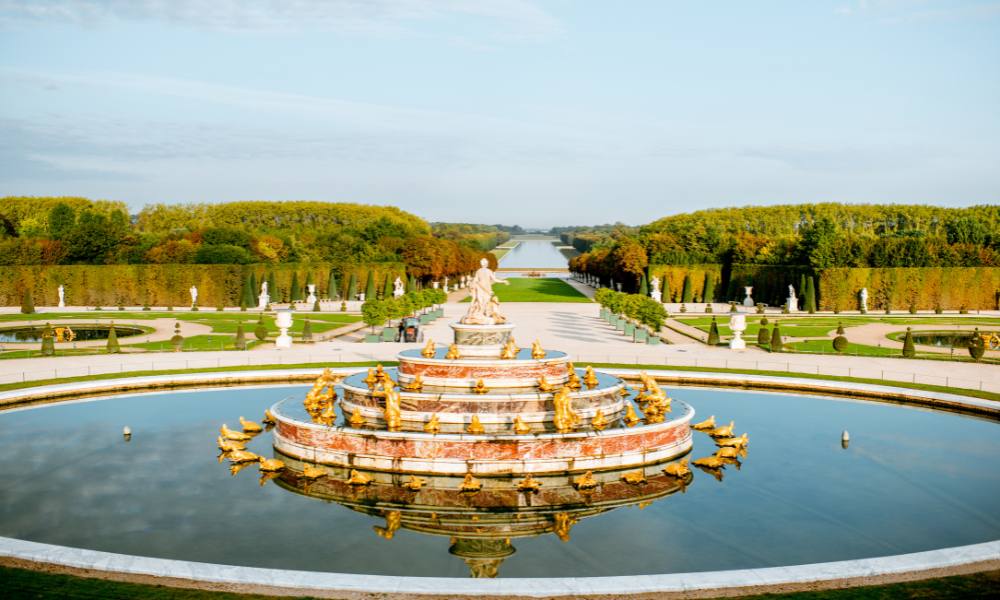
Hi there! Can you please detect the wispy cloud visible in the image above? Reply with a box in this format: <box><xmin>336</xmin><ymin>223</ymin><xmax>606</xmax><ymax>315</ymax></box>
<box><xmin>0</xmin><ymin>0</ymin><xmax>563</xmax><ymax>39</ymax></box>
<box><xmin>835</xmin><ymin>0</ymin><xmax>1000</xmax><ymax>22</ymax></box>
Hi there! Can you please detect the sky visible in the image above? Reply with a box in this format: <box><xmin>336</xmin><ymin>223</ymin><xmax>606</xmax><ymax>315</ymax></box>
<box><xmin>1</xmin><ymin>1</ymin><xmax>998</xmax><ymax>228</ymax></box>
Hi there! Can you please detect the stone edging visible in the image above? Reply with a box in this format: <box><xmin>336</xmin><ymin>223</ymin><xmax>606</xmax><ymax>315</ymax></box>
<box><xmin>1</xmin><ymin>368</ymin><xmax>998</xmax><ymax>598</ymax></box>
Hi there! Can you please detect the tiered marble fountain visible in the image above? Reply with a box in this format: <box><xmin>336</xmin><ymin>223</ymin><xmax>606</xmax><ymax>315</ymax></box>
<box><xmin>270</xmin><ymin>260</ymin><xmax>695</xmax><ymax>478</ymax></box>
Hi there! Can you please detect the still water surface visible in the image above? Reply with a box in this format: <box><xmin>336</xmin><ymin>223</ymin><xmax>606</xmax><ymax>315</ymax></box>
<box><xmin>1</xmin><ymin>386</ymin><xmax>998</xmax><ymax>577</ymax></box>
<box><xmin>498</xmin><ymin>238</ymin><xmax>569</xmax><ymax>269</ymax></box>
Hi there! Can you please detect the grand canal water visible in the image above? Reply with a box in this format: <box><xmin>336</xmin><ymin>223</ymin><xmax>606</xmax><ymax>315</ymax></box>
<box><xmin>2</xmin><ymin>385</ymin><xmax>998</xmax><ymax>578</ymax></box>
<box><xmin>497</xmin><ymin>237</ymin><xmax>569</xmax><ymax>269</ymax></box>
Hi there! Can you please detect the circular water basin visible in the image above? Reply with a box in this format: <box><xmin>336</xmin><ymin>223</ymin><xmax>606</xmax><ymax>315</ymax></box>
<box><xmin>0</xmin><ymin>324</ymin><xmax>147</xmax><ymax>343</ymax></box>
<box><xmin>1</xmin><ymin>384</ymin><xmax>998</xmax><ymax>578</ymax></box>
<box><xmin>902</xmin><ymin>331</ymin><xmax>998</xmax><ymax>349</ymax></box>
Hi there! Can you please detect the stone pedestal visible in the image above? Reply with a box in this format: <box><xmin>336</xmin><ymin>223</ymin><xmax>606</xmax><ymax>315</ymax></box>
<box><xmin>787</xmin><ymin>296</ymin><xmax>798</xmax><ymax>312</ymax></box>
<box><xmin>275</xmin><ymin>309</ymin><xmax>293</xmax><ymax>349</ymax></box>
<box><xmin>729</xmin><ymin>313</ymin><xmax>747</xmax><ymax>350</ymax></box>
<box><xmin>450</xmin><ymin>322</ymin><xmax>516</xmax><ymax>357</ymax></box>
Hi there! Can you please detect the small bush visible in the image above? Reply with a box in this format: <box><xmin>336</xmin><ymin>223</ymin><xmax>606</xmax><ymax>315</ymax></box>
<box><xmin>833</xmin><ymin>335</ymin><xmax>848</xmax><ymax>353</ymax></box>
<box><xmin>302</xmin><ymin>319</ymin><xmax>313</xmax><ymax>341</ymax></box>
<box><xmin>106</xmin><ymin>324</ymin><xmax>120</xmax><ymax>354</ymax></box>
<box><xmin>254</xmin><ymin>316</ymin><xmax>268</xmax><ymax>341</ymax></box>
<box><xmin>902</xmin><ymin>327</ymin><xmax>915</xmax><ymax>358</ymax></box>
<box><xmin>707</xmin><ymin>317</ymin><xmax>720</xmax><ymax>346</ymax></box>
<box><xmin>836</xmin><ymin>322</ymin><xmax>845</xmax><ymax>335</ymax></box>
<box><xmin>170</xmin><ymin>322</ymin><xmax>184</xmax><ymax>351</ymax></box>
<box><xmin>313</xmin><ymin>299</ymin><xmax>321</xmax><ymax>312</ymax></box>
<box><xmin>757</xmin><ymin>325</ymin><xmax>770</xmax><ymax>346</ymax></box>
<box><xmin>341</xmin><ymin>301</ymin><xmax>348</xmax><ymax>312</ymax></box>
<box><xmin>235</xmin><ymin>323</ymin><xmax>247</xmax><ymax>350</ymax></box>
<box><xmin>756</xmin><ymin>303</ymin><xmax>765</xmax><ymax>314</ymax></box>
<box><xmin>20</xmin><ymin>289</ymin><xmax>34</xmax><ymax>314</ymax></box>
<box><xmin>770</xmin><ymin>322</ymin><xmax>782</xmax><ymax>353</ymax></box>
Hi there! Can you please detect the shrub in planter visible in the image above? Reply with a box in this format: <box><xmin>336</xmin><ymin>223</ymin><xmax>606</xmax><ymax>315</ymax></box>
<box><xmin>679</xmin><ymin>303</ymin><xmax>687</xmax><ymax>313</ymax></box>
<box><xmin>705</xmin><ymin>304</ymin><xmax>713</xmax><ymax>313</ymax></box>
<box><xmin>901</xmin><ymin>327</ymin><xmax>915</xmax><ymax>358</ymax></box>
<box><xmin>142</xmin><ymin>304</ymin><xmax>151</xmax><ymax>311</ymax></box>
<box><xmin>254</xmin><ymin>316</ymin><xmax>268</xmax><ymax>341</ymax></box>
<box><xmin>959</xmin><ymin>306</ymin><xmax>969</xmax><ymax>314</ymax></box>
<box><xmin>707</xmin><ymin>317</ymin><xmax>720</xmax><ymax>346</ymax></box>
<box><xmin>216</xmin><ymin>303</ymin><xmax>225</xmax><ymax>311</ymax></box>
<box><xmin>118</xmin><ymin>304</ymin><xmax>125</xmax><ymax>311</ymax></box>
<box><xmin>341</xmin><ymin>301</ymin><xmax>348</xmax><ymax>312</ymax></box>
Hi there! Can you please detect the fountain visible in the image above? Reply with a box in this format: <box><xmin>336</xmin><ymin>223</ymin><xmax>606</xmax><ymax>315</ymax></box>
<box><xmin>270</xmin><ymin>261</ymin><xmax>696</xmax><ymax>476</ymax></box>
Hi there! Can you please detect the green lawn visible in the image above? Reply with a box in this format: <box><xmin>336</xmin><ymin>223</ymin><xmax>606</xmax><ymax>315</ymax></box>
<box><xmin>463</xmin><ymin>278</ymin><xmax>590</xmax><ymax>303</ymax></box>
<box><xmin>1</xmin><ymin>565</ymin><xmax>997</xmax><ymax>599</ymax></box>
<box><xmin>677</xmin><ymin>315</ymin><xmax>1000</xmax><ymax>338</ymax></box>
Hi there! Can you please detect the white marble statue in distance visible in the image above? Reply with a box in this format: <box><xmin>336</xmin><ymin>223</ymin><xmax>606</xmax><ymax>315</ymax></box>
<box><xmin>306</xmin><ymin>284</ymin><xmax>317</xmax><ymax>304</ymax></box>
<box><xmin>189</xmin><ymin>285</ymin><xmax>198</xmax><ymax>306</ymax></box>
<box><xmin>57</xmin><ymin>285</ymin><xmax>65</xmax><ymax>308</ymax></box>
<box><xmin>859</xmin><ymin>288</ymin><xmax>868</xmax><ymax>313</ymax></box>
<box><xmin>462</xmin><ymin>258</ymin><xmax>509</xmax><ymax>325</ymax></box>
<box><xmin>393</xmin><ymin>277</ymin><xmax>405</xmax><ymax>298</ymax></box>
<box><xmin>258</xmin><ymin>281</ymin><xmax>270</xmax><ymax>309</ymax></box>
<box><xmin>787</xmin><ymin>284</ymin><xmax>798</xmax><ymax>313</ymax></box>
<box><xmin>650</xmin><ymin>276</ymin><xmax>662</xmax><ymax>303</ymax></box>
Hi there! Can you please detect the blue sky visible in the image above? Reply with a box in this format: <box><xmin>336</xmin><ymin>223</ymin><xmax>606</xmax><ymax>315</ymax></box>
<box><xmin>1</xmin><ymin>1</ymin><xmax>998</xmax><ymax>227</ymax></box>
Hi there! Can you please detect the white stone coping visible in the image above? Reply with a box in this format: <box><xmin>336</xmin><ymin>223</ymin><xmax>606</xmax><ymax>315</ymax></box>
<box><xmin>1</xmin><ymin>367</ymin><xmax>999</xmax><ymax>596</ymax></box>
<box><xmin>1</xmin><ymin>536</ymin><xmax>997</xmax><ymax>597</ymax></box>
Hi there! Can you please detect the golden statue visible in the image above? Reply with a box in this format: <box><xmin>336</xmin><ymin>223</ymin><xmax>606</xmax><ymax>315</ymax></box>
<box><xmin>583</xmin><ymin>366</ymin><xmax>599</xmax><ymax>389</ymax></box>
<box><xmin>531</xmin><ymin>339</ymin><xmax>545</xmax><ymax>359</ymax></box>
<box><xmin>363</xmin><ymin>368</ymin><xmax>378</xmax><ymax>388</ymax></box>
<box><xmin>301</xmin><ymin>465</ymin><xmax>325</xmax><ymax>480</ymax></box>
<box><xmin>374</xmin><ymin>510</ymin><xmax>401</xmax><ymax>540</ymax></box>
<box><xmin>619</xmin><ymin>385</ymin><xmax>631</xmax><ymax>397</ymax></box>
<box><xmin>472</xmin><ymin>379</ymin><xmax>489</xmax><ymax>394</ymax></box>
<box><xmin>715</xmin><ymin>446</ymin><xmax>740</xmax><ymax>459</ymax></box>
<box><xmin>383</xmin><ymin>388</ymin><xmax>402</xmax><ymax>431</ymax></box>
<box><xmin>566</xmin><ymin>370</ymin><xmax>582</xmax><ymax>390</ymax></box>
<box><xmin>624</xmin><ymin>403</ymin><xmax>641</xmax><ymax>426</ymax></box>
<box><xmin>590</xmin><ymin>409</ymin><xmax>607</xmax><ymax>431</ymax></box>
<box><xmin>709</xmin><ymin>420</ymin><xmax>735</xmax><ymax>438</ymax></box>
<box><xmin>460</xmin><ymin>473</ymin><xmax>482</xmax><ymax>492</ymax></box>
<box><xmin>517</xmin><ymin>474</ymin><xmax>542</xmax><ymax>492</ymax></box>
<box><xmin>500</xmin><ymin>338</ymin><xmax>518</xmax><ymax>359</ymax></box>
<box><xmin>512</xmin><ymin>415</ymin><xmax>531</xmax><ymax>434</ymax></box>
<box><xmin>347</xmin><ymin>469</ymin><xmax>373</xmax><ymax>486</ymax></box>
<box><xmin>692</xmin><ymin>455</ymin><xmax>726</xmax><ymax>469</ymax></box>
<box><xmin>319</xmin><ymin>403</ymin><xmax>336</xmax><ymax>424</ymax></box>
<box><xmin>573</xmin><ymin>470</ymin><xmax>598</xmax><ymax>491</ymax></box>
<box><xmin>551</xmin><ymin>386</ymin><xmax>579</xmax><ymax>433</ymax></box>
<box><xmin>375</xmin><ymin>363</ymin><xmax>386</xmax><ymax>377</ymax></box>
<box><xmin>402</xmin><ymin>475</ymin><xmax>425</xmax><ymax>491</ymax></box>
<box><xmin>216</xmin><ymin>436</ymin><xmax>245</xmax><ymax>453</ymax></box>
<box><xmin>537</xmin><ymin>376</ymin><xmax>555</xmax><ymax>393</ymax></box>
<box><xmin>446</xmin><ymin>344</ymin><xmax>461</xmax><ymax>359</ymax></box>
<box><xmin>552</xmin><ymin>512</ymin><xmax>577</xmax><ymax>542</ymax></box>
<box><xmin>692</xmin><ymin>415</ymin><xmax>715</xmax><ymax>431</ymax></box>
<box><xmin>258</xmin><ymin>457</ymin><xmax>286</xmax><ymax>472</ymax></box>
<box><xmin>262</xmin><ymin>409</ymin><xmax>277</xmax><ymax>425</ymax></box>
<box><xmin>621</xmin><ymin>470</ymin><xmax>646</xmax><ymax>485</ymax></box>
<box><xmin>424</xmin><ymin>414</ymin><xmax>441</xmax><ymax>434</ymax></box>
<box><xmin>226</xmin><ymin>449</ymin><xmax>260</xmax><ymax>464</ymax></box>
<box><xmin>467</xmin><ymin>415</ymin><xmax>485</xmax><ymax>434</ymax></box>
<box><xmin>407</xmin><ymin>374</ymin><xmax>424</xmax><ymax>392</ymax></box>
<box><xmin>220</xmin><ymin>424</ymin><xmax>252</xmax><ymax>442</ymax></box>
<box><xmin>349</xmin><ymin>407</ymin><xmax>366</xmax><ymax>428</ymax></box>
<box><xmin>230</xmin><ymin>462</ymin><xmax>253</xmax><ymax>476</ymax></box>
<box><xmin>663</xmin><ymin>458</ymin><xmax>690</xmax><ymax>478</ymax></box>
<box><xmin>715</xmin><ymin>432</ymin><xmax>749</xmax><ymax>448</ymax></box>
<box><xmin>421</xmin><ymin>339</ymin><xmax>436</xmax><ymax>358</ymax></box>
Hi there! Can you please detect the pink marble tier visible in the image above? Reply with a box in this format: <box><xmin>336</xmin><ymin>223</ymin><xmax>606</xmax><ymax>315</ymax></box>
<box><xmin>272</xmin><ymin>400</ymin><xmax>693</xmax><ymax>475</ymax></box>
<box><xmin>396</xmin><ymin>352</ymin><xmax>571</xmax><ymax>388</ymax></box>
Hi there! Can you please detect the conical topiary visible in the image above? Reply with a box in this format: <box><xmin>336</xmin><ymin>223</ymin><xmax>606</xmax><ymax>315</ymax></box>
<box><xmin>707</xmin><ymin>317</ymin><xmax>720</xmax><ymax>346</ymax></box>
<box><xmin>235</xmin><ymin>322</ymin><xmax>247</xmax><ymax>350</ymax></box>
<box><xmin>249</xmin><ymin>272</ymin><xmax>258</xmax><ymax>303</ymax></box>
<box><xmin>702</xmin><ymin>273</ymin><xmax>715</xmax><ymax>305</ymax></box>
<box><xmin>804</xmin><ymin>276</ymin><xmax>817</xmax><ymax>314</ymax></box>
<box><xmin>757</xmin><ymin>323</ymin><xmax>770</xmax><ymax>346</ymax></box>
<box><xmin>836</xmin><ymin>321</ymin><xmax>845</xmax><ymax>335</ymax></box>
<box><xmin>383</xmin><ymin>272</ymin><xmax>393</xmax><ymax>299</ymax></box>
<box><xmin>254</xmin><ymin>315</ymin><xmax>268</xmax><ymax>341</ymax></box>
<box><xmin>40</xmin><ymin>323</ymin><xmax>55</xmax><ymax>356</ymax></box>
<box><xmin>290</xmin><ymin>272</ymin><xmax>301</xmax><ymax>302</ymax></box>
<box><xmin>902</xmin><ymin>327</ymin><xmax>915</xmax><ymax>358</ymax></box>
<box><xmin>21</xmin><ymin>289</ymin><xmax>34</xmax><ymax>314</ymax></box>
<box><xmin>770</xmin><ymin>322</ymin><xmax>782</xmax><ymax>353</ymax></box>
<box><xmin>681</xmin><ymin>274</ymin><xmax>693</xmax><ymax>303</ymax></box>
<box><xmin>313</xmin><ymin>299</ymin><xmax>321</xmax><ymax>312</ymax></box>
<box><xmin>364</xmin><ymin>270</ymin><xmax>377</xmax><ymax>301</ymax></box>
<box><xmin>327</xmin><ymin>269</ymin><xmax>339</xmax><ymax>300</ymax></box>
<box><xmin>106</xmin><ymin>323</ymin><xmax>120</xmax><ymax>354</ymax></box>
<box><xmin>347</xmin><ymin>273</ymin><xmax>358</xmax><ymax>300</ymax></box>
<box><xmin>302</xmin><ymin>319</ymin><xmax>313</xmax><ymax>342</ymax></box>
<box><xmin>242</xmin><ymin>273</ymin><xmax>254</xmax><ymax>309</ymax></box>
<box><xmin>267</xmin><ymin>271</ymin><xmax>277</xmax><ymax>303</ymax></box>
<box><xmin>638</xmin><ymin>274</ymin><xmax>648</xmax><ymax>296</ymax></box>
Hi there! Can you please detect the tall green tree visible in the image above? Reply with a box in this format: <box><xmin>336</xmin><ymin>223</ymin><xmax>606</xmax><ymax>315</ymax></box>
<box><xmin>290</xmin><ymin>272</ymin><xmax>301</xmax><ymax>302</ymax></box>
<box><xmin>249</xmin><ymin>272</ymin><xmax>258</xmax><ymax>303</ymax></box>
<box><xmin>327</xmin><ymin>268</ymin><xmax>339</xmax><ymax>299</ymax></box>
<box><xmin>681</xmin><ymin>273</ymin><xmax>693</xmax><ymax>303</ymax></box>
<box><xmin>702</xmin><ymin>273</ymin><xmax>715</xmax><ymax>303</ymax></box>
<box><xmin>48</xmin><ymin>203</ymin><xmax>76</xmax><ymax>239</ymax></box>
<box><xmin>383</xmin><ymin>272</ymin><xmax>393</xmax><ymax>299</ymax></box>
<box><xmin>638</xmin><ymin>274</ymin><xmax>648</xmax><ymax>296</ymax></box>
<box><xmin>364</xmin><ymin>270</ymin><xmax>377</xmax><ymax>300</ymax></box>
<box><xmin>804</xmin><ymin>276</ymin><xmax>817</xmax><ymax>314</ymax></box>
<box><xmin>241</xmin><ymin>273</ymin><xmax>253</xmax><ymax>309</ymax></box>
<box><xmin>267</xmin><ymin>271</ymin><xmax>277</xmax><ymax>303</ymax></box>
<box><xmin>347</xmin><ymin>273</ymin><xmax>358</xmax><ymax>300</ymax></box>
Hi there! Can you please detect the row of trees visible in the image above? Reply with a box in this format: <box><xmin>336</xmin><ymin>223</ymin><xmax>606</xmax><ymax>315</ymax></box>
<box><xmin>594</xmin><ymin>288</ymin><xmax>668</xmax><ymax>330</ymax></box>
<box><xmin>0</xmin><ymin>198</ymin><xmax>500</xmax><ymax>286</ymax></box>
<box><xmin>361</xmin><ymin>289</ymin><xmax>448</xmax><ymax>331</ymax></box>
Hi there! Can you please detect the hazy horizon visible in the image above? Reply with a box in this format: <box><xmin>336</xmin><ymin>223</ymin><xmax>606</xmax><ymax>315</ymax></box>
<box><xmin>2</xmin><ymin>1</ymin><xmax>998</xmax><ymax>228</ymax></box>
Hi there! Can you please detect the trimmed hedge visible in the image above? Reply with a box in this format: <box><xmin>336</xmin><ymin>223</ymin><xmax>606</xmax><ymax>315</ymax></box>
<box><xmin>818</xmin><ymin>267</ymin><xmax>1000</xmax><ymax>312</ymax></box>
<box><xmin>647</xmin><ymin>265</ymin><xmax>723</xmax><ymax>303</ymax></box>
<box><xmin>0</xmin><ymin>262</ymin><xmax>406</xmax><ymax>308</ymax></box>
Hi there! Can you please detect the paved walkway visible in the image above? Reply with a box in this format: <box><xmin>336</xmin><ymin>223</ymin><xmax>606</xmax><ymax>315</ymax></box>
<box><xmin>2</xmin><ymin>302</ymin><xmax>998</xmax><ymax>393</ymax></box>
<box><xmin>841</xmin><ymin>323</ymin><xmax>1000</xmax><ymax>357</ymax></box>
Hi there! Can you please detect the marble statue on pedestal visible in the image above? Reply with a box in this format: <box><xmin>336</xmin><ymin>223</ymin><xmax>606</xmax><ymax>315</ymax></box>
<box><xmin>57</xmin><ymin>285</ymin><xmax>65</xmax><ymax>308</ymax></box>
<box><xmin>859</xmin><ymin>288</ymin><xmax>868</xmax><ymax>313</ymax></box>
<box><xmin>742</xmin><ymin>286</ymin><xmax>754</xmax><ymax>308</ymax></box>
<box><xmin>189</xmin><ymin>285</ymin><xmax>198</xmax><ymax>307</ymax></box>
<box><xmin>306</xmin><ymin>284</ymin><xmax>317</xmax><ymax>304</ymax></box>
<box><xmin>787</xmin><ymin>285</ymin><xmax>798</xmax><ymax>312</ymax></box>
<box><xmin>258</xmin><ymin>282</ymin><xmax>270</xmax><ymax>309</ymax></box>
<box><xmin>650</xmin><ymin>276</ymin><xmax>662</xmax><ymax>303</ymax></box>
<box><xmin>393</xmin><ymin>277</ymin><xmax>405</xmax><ymax>298</ymax></box>
<box><xmin>462</xmin><ymin>258</ymin><xmax>510</xmax><ymax>325</ymax></box>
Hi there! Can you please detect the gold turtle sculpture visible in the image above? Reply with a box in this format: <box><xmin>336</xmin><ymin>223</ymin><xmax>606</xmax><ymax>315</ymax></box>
<box><xmin>445</xmin><ymin>344</ymin><xmax>461</xmax><ymax>359</ymax></box>
<box><xmin>692</xmin><ymin>415</ymin><xmax>716</xmax><ymax>431</ymax></box>
<box><xmin>347</xmin><ymin>469</ymin><xmax>373</xmax><ymax>486</ymax></box>
<box><xmin>531</xmin><ymin>339</ymin><xmax>546</xmax><ymax>359</ymax></box>
<box><xmin>402</xmin><ymin>475</ymin><xmax>425</xmax><ymax>491</ymax></box>
<box><xmin>709</xmin><ymin>421</ymin><xmax>736</xmax><ymax>438</ymax></box>
<box><xmin>513</xmin><ymin>415</ymin><xmax>531</xmax><ymax>434</ymax></box>
<box><xmin>424</xmin><ymin>414</ymin><xmax>441</xmax><ymax>434</ymax></box>
<box><xmin>621</xmin><ymin>470</ymin><xmax>647</xmax><ymax>485</ymax></box>
<box><xmin>517</xmin><ymin>474</ymin><xmax>542</xmax><ymax>492</ymax></box>
<box><xmin>220</xmin><ymin>424</ymin><xmax>252</xmax><ymax>442</ymax></box>
<box><xmin>573</xmin><ymin>470</ymin><xmax>599</xmax><ymax>491</ymax></box>
<box><xmin>421</xmin><ymin>339</ymin><xmax>436</xmax><ymax>358</ymax></box>
<box><xmin>663</xmin><ymin>458</ymin><xmax>690</xmax><ymax>478</ymax></box>
<box><xmin>460</xmin><ymin>473</ymin><xmax>482</xmax><ymax>492</ymax></box>
<box><xmin>467</xmin><ymin>415</ymin><xmax>486</xmax><ymax>434</ymax></box>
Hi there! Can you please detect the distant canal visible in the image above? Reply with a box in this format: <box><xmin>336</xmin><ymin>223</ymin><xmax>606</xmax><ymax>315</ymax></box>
<box><xmin>498</xmin><ymin>237</ymin><xmax>569</xmax><ymax>269</ymax></box>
